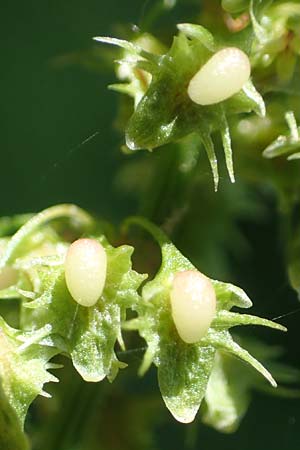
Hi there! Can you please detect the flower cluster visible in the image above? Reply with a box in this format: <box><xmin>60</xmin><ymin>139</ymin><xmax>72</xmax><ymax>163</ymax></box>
<box><xmin>0</xmin><ymin>205</ymin><xmax>291</xmax><ymax>447</ymax></box>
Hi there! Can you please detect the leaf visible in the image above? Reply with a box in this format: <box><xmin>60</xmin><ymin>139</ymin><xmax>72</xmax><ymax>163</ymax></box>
<box><xmin>202</xmin><ymin>351</ymin><xmax>251</xmax><ymax>433</ymax></box>
<box><xmin>203</xmin><ymin>338</ymin><xmax>300</xmax><ymax>433</ymax></box>
<box><xmin>263</xmin><ymin>111</ymin><xmax>300</xmax><ymax>160</ymax></box>
<box><xmin>0</xmin><ymin>214</ymin><xmax>33</xmax><ymax>238</ymax></box>
<box><xmin>0</xmin><ymin>317</ymin><xmax>58</xmax><ymax>427</ymax></box>
<box><xmin>158</xmin><ymin>342</ymin><xmax>215</xmax><ymax>423</ymax></box>
<box><xmin>0</xmin><ymin>204</ymin><xmax>94</xmax><ymax>270</ymax></box>
<box><xmin>250</xmin><ymin>1</ymin><xmax>300</xmax><ymax>81</ymax></box>
<box><xmin>21</xmin><ymin>239</ymin><xmax>146</xmax><ymax>383</ymax></box>
<box><xmin>93</xmin><ymin>36</ymin><xmax>159</xmax><ymax>64</ymax></box>
<box><xmin>124</xmin><ymin>218</ymin><xmax>284</xmax><ymax>423</ymax></box>
<box><xmin>211</xmin><ymin>281</ymin><xmax>252</xmax><ymax>310</ymax></box>
<box><xmin>225</xmin><ymin>80</ymin><xmax>266</xmax><ymax>118</ymax></box>
<box><xmin>177</xmin><ymin>23</ymin><xmax>216</xmax><ymax>51</ymax></box>
<box><xmin>200</xmin><ymin>132</ymin><xmax>219</xmax><ymax>192</ymax></box>
<box><xmin>203</xmin><ymin>329</ymin><xmax>277</xmax><ymax>387</ymax></box>
<box><xmin>219</xmin><ymin>109</ymin><xmax>235</xmax><ymax>183</ymax></box>
<box><xmin>123</xmin><ymin>30</ymin><xmax>262</xmax><ymax>152</ymax></box>
<box><xmin>0</xmin><ymin>382</ymin><xmax>30</xmax><ymax>450</ymax></box>
<box><xmin>0</xmin><ymin>204</ymin><xmax>95</xmax><ymax>304</ymax></box>
<box><xmin>0</xmin><ymin>206</ymin><xmax>146</xmax><ymax>383</ymax></box>
<box><xmin>212</xmin><ymin>310</ymin><xmax>286</xmax><ymax>332</ymax></box>
<box><xmin>96</xmin><ymin>25</ymin><xmax>265</xmax><ymax>189</ymax></box>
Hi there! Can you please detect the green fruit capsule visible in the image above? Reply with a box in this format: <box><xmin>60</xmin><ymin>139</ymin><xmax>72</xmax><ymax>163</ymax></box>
<box><xmin>65</xmin><ymin>238</ymin><xmax>107</xmax><ymax>307</ymax></box>
<box><xmin>170</xmin><ymin>270</ymin><xmax>216</xmax><ymax>344</ymax></box>
<box><xmin>188</xmin><ymin>47</ymin><xmax>251</xmax><ymax>105</ymax></box>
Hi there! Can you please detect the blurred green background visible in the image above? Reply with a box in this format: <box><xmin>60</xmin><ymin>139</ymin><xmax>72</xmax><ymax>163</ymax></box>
<box><xmin>1</xmin><ymin>1</ymin><xmax>300</xmax><ymax>449</ymax></box>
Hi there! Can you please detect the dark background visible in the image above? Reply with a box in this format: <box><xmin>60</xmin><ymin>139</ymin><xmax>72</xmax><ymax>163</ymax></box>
<box><xmin>1</xmin><ymin>1</ymin><xmax>300</xmax><ymax>449</ymax></box>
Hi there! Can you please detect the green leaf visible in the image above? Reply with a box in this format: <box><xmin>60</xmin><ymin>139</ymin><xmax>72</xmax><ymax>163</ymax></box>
<box><xmin>212</xmin><ymin>310</ymin><xmax>286</xmax><ymax>332</ymax></box>
<box><xmin>203</xmin><ymin>338</ymin><xmax>300</xmax><ymax>433</ymax></box>
<box><xmin>250</xmin><ymin>1</ymin><xmax>300</xmax><ymax>80</ymax></box>
<box><xmin>0</xmin><ymin>204</ymin><xmax>94</xmax><ymax>270</ymax></box>
<box><xmin>202</xmin><ymin>351</ymin><xmax>251</xmax><ymax>433</ymax></box>
<box><xmin>200</xmin><ymin>132</ymin><xmax>219</xmax><ymax>192</ymax></box>
<box><xmin>93</xmin><ymin>36</ymin><xmax>160</xmax><ymax>64</ymax></box>
<box><xmin>21</xmin><ymin>238</ymin><xmax>146</xmax><ymax>383</ymax></box>
<box><xmin>288</xmin><ymin>152</ymin><xmax>300</xmax><ymax>160</ymax></box>
<box><xmin>177</xmin><ymin>23</ymin><xmax>216</xmax><ymax>51</ymax></box>
<box><xmin>0</xmin><ymin>214</ymin><xmax>33</xmax><ymax>238</ymax></box>
<box><xmin>0</xmin><ymin>205</ymin><xmax>146</xmax><ymax>383</ymax></box>
<box><xmin>0</xmin><ymin>204</ymin><xmax>95</xmax><ymax>305</ymax></box>
<box><xmin>158</xmin><ymin>342</ymin><xmax>215</xmax><ymax>423</ymax></box>
<box><xmin>0</xmin><ymin>382</ymin><xmax>30</xmax><ymax>450</ymax></box>
<box><xmin>202</xmin><ymin>329</ymin><xmax>277</xmax><ymax>387</ymax></box>
<box><xmin>124</xmin><ymin>30</ymin><xmax>262</xmax><ymax>151</ymax></box>
<box><xmin>0</xmin><ymin>316</ymin><xmax>58</xmax><ymax>427</ymax></box>
<box><xmin>124</xmin><ymin>218</ymin><xmax>284</xmax><ymax>423</ymax></box>
<box><xmin>263</xmin><ymin>111</ymin><xmax>300</xmax><ymax>160</ymax></box>
<box><xmin>96</xmin><ymin>24</ymin><xmax>265</xmax><ymax>189</ymax></box>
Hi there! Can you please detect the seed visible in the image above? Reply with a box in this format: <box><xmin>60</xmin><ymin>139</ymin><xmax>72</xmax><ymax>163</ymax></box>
<box><xmin>187</xmin><ymin>47</ymin><xmax>251</xmax><ymax>105</ymax></box>
<box><xmin>170</xmin><ymin>270</ymin><xmax>216</xmax><ymax>344</ymax></box>
<box><xmin>65</xmin><ymin>238</ymin><xmax>107</xmax><ymax>307</ymax></box>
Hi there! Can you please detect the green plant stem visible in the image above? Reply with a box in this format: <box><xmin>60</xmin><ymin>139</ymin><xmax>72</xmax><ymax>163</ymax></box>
<box><xmin>0</xmin><ymin>204</ymin><xmax>94</xmax><ymax>269</ymax></box>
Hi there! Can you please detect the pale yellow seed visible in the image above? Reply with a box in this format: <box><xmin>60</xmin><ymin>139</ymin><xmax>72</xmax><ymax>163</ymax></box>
<box><xmin>170</xmin><ymin>270</ymin><xmax>216</xmax><ymax>344</ymax></box>
<box><xmin>65</xmin><ymin>238</ymin><xmax>107</xmax><ymax>307</ymax></box>
<box><xmin>187</xmin><ymin>47</ymin><xmax>251</xmax><ymax>105</ymax></box>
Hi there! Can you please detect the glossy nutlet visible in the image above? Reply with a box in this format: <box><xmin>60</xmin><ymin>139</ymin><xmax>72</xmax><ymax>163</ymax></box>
<box><xmin>65</xmin><ymin>238</ymin><xmax>107</xmax><ymax>307</ymax></box>
<box><xmin>170</xmin><ymin>270</ymin><xmax>216</xmax><ymax>343</ymax></box>
<box><xmin>188</xmin><ymin>47</ymin><xmax>251</xmax><ymax>105</ymax></box>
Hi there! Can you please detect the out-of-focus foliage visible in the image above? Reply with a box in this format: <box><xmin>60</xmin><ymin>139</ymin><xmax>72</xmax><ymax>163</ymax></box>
<box><xmin>203</xmin><ymin>338</ymin><xmax>300</xmax><ymax>433</ymax></box>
